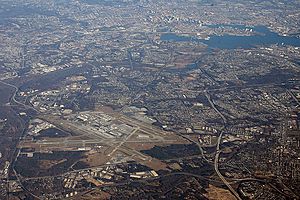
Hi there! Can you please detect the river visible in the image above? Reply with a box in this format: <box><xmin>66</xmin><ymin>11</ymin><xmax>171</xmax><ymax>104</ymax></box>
<box><xmin>160</xmin><ymin>24</ymin><xmax>300</xmax><ymax>49</ymax></box>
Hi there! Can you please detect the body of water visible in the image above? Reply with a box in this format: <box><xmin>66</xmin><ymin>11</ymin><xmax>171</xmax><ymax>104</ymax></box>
<box><xmin>160</xmin><ymin>25</ymin><xmax>300</xmax><ymax>49</ymax></box>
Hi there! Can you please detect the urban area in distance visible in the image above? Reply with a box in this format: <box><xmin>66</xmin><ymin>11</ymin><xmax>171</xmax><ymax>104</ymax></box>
<box><xmin>0</xmin><ymin>0</ymin><xmax>300</xmax><ymax>199</ymax></box>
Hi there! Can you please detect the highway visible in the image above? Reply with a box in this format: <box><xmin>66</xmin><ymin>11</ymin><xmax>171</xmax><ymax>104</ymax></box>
<box><xmin>0</xmin><ymin>80</ymin><xmax>42</xmax><ymax>200</ymax></box>
<box><xmin>214</xmin><ymin>132</ymin><xmax>242</xmax><ymax>200</ymax></box>
<box><xmin>205</xmin><ymin>90</ymin><xmax>242</xmax><ymax>200</ymax></box>
<box><xmin>204</xmin><ymin>90</ymin><xmax>227</xmax><ymax>125</ymax></box>
<box><xmin>0</xmin><ymin>80</ymin><xmax>240</xmax><ymax>200</ymax></box>
<box><xmin>287</xmin><ymin>89</ymin><xmax>300</xmax><ymax>106</ymax></box>
<box><xmin>171</xmin><ymin>129</ymin><xmax>211</xmax><ymax>163</ymax></box>
<box><xmin>0</xmin><ymin>80</ymin><xmax>39</xmax><ymax>113</ymax></box>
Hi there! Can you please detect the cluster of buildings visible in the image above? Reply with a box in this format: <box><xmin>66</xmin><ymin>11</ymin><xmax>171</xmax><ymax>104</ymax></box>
<box><xmin>0</xmin><ymin>0</ymin><xmax>300</xmax><ymax>199</ymax></box>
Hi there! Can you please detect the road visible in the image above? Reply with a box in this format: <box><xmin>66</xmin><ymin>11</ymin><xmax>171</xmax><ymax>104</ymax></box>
<box><xmin>205</xmin><ymin>90</ymin><xmax>242</xmax><ymax>200</ymax></box>
<box><xmin>0</xmin><ymin>80</ymin><xmax>241</xmax><ymax>199</ymax></box>
<box><xmin>0</xmin><ymin>80</ymin><xmax>39</xmax><ymax>112</ymax></box>
<box><xmin>287</xmin><ymin>89</ymin><xmax>300</xmax><ymax>106</ymax></box>
<box><xmin>204</xmin><ymin>90</ymin><xmax>227</xmax><ymax>125</ymax></box>
<box><xmin>214</xmin><ymin>132</ymin><xmax>242</xmax><ymax>200</ymax></box>
<box><xmin>0</xmin><ymin>80</ymin><xmax>42</xmax><ymax>200</ymax></box>
<box><xmin>171</xmin><ymin>129</ymin><xmax>211</xmax><ymax>163</ymax></box>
